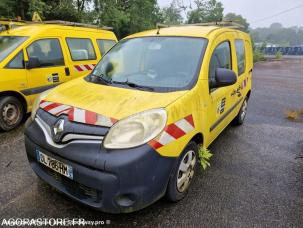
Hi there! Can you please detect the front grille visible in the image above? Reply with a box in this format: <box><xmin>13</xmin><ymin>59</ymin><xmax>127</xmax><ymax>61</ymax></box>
<box><xmin>45</xmin><ymin>166</ymin><xmax>102</xmax><ymax>203</ymax></box>
<box><xmin>37</xmin><ymin>109</ymin><xmax>109</xmax><ymax>138</ymax></box>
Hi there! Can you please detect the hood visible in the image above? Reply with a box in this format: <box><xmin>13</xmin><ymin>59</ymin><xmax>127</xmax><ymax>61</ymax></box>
<box><xmin>44</xmin><ymin>77</ymin><xmax>188</xmax><ymax>120</ymax></box>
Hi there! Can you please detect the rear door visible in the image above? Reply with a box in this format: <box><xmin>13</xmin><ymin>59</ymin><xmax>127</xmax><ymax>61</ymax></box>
<box><xmin>65</xmin><ymin>37</ymin><xmax>99</xmax><ymax>78</ymax></box>
<box><xmin>25</xmin><ymin>38</ymin><xmax>69</xmax><ymax>102</ymax></box>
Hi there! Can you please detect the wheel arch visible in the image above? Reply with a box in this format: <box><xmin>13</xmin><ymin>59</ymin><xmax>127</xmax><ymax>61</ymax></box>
<box><xmin>190</xmin><ymin>132</ymin><xmax>204</xmax><ymax>147</ymax></box>
<box><xmin>246</xmin><ymin>90</ymin><xmax>251</xmax><ymax>100</ymax></box>
<box><xmin>0</xmin><ymin>91</ymin><xmax>28</xmax><ymax>113</ymax></box>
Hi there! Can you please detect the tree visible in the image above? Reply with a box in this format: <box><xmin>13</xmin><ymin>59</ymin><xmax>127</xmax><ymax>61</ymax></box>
<box><xmin>250</xmin><ymin>23</ymin><xmax>303</xmax><ymax>46</ymax></box>
<box><xmin>187</xmin><ymin>0</ymin><xmax>223</xmax><ymax>24</ymax></box>
<box><xmin>160</xmin><ymin>2</ymin><xmax>183</xmax><ymax>25</ymax></box>
<box><xmin>0</xmin><ymin>0</ymin><xmax>90</xmax><ymax>22</ymax></box>
<box><xmin>223</xmin><ymin>13</ymin><xmax>249</xmax><ymax>32</ymax></box>
<box><xmin>94</xmin><ymin>0</ymin><xmax>161</xmax><ymax>39</ymax></box>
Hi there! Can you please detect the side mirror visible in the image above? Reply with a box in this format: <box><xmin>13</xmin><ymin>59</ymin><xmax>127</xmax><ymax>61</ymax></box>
<box><xmin>26</xmin><ymin>57</ymin><xmax>41</xmax><ymax>69</ymax></box>
<box><xmin>211</xmin><ymin>68</ymin><xmax>237</xmax><ymax>89</ymax></box>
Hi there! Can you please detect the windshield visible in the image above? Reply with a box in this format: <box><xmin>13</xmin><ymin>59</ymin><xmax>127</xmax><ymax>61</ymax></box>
<box><xmin>0</xmin><ymin>36</ymin><xmax>28</xmax><ymax>63</ymax></box>
<box><xmin>91</xmin><ymin>36</ymin><xmax>207</xmax><ymax>92</ymax></box>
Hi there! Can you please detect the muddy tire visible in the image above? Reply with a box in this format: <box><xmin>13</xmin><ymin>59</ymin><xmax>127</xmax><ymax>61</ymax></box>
<box><xmin>166</xmin><ymin>141</ymin><xmax>198</xmax><ymax>202</ymax></box>
<box><xmin>0</xmin><ymin>96</ymin><xmax>24</xmax><ymax>131</ymax></box>
<box><xmin>232</xmin><ymin>97</ymin><xmax>248</xmax><ymax>126</ymax></box>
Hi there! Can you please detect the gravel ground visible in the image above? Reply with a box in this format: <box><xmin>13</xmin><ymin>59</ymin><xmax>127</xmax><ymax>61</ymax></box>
<box><xmin>1</xmin><ymin>59</ymin><xmax>303</xmax><ymax>227</ymax></box>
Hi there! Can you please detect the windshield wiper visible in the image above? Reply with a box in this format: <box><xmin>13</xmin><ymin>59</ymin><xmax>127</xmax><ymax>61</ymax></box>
<box><xmin>89</xmin><ymin>73</ymin><xmax>112</xmax><ymax>85</ymax></box>
<box><xmin>111</xmin><ymin>80</ymin><xmax>154</xmax><ymax>91</ymax></box>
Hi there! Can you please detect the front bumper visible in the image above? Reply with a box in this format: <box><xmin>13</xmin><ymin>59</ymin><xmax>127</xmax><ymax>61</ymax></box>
<box><xmin>24</xmin><ymin>115</ymin><xmax>177</xmax><ymax>213</ymax></box>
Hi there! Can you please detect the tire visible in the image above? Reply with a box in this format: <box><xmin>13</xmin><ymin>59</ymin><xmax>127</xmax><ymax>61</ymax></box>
<box><xmin>166</xmin><ymin>141</ymin><xmax>198</xmax><ymax>202</ymax></box>
<box><xmin>232</xmin><ymin>97</ymin><xmax>248</xmax><ymax>126</ymax></box>
<box><xmin>0</xmin><ymin>96</ymin><xmax>24</xmax><ymax>131</ymax></box>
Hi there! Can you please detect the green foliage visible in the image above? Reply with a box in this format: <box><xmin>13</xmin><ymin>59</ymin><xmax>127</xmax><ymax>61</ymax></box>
<box><xmin>253</xmin><ymin>49</ymin><xmax>266</xmax><ymax>62</ymax></box>
<box><xmin>223</xmin><ymin>12</ymin><xmax>249</xmax><ymax>32</ymax></box>
<box><xmin>198</xmin><ymin>147</ymin><xmax>213</xmax><ymax>170</ymax></box>
<box><xmin>250</xmin><ymin>23</ymin><xmax>303</xmax><ymax>46</ymax></box>
<box><xmin>27</xmin><ymin>0</ymin><xmax>50</xmax><ymax>19</ymax></box>
<box><xmin>187</xmin><ymin>0</ymin><xmax>224</xmax><ymax>23</ymax></box>
<box><xmin>0</xmin><ymin>0</ymin><xmax>91</xmax><ymax>21</ymax></box>
<box><xmin>0</xmin><ymin>0</ymin><xmax>18</xmax><ymax>18</ymax></box>
<box><xmin>275</xmin><ymin>51</ymin><xmax>282</xmax><ymax>60</ymax></box>
<box><xmin>160</xmin><ymin>2</ymin><xmax>183</xmax><ymax>25</ymax></box>
<box><xmin>94</xmin><ymin>0</ymin><xmax>161</xmax><ymax>39</ymax></box>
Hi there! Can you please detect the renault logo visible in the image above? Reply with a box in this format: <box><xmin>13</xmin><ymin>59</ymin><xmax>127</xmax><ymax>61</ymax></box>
<box><xmin>53</xmin><ymin>119</ymin><xmax>64</xmax><ymax>142</ymax></box>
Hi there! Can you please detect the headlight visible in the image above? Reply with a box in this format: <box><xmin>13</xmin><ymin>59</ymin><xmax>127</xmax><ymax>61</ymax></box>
<box><xmin>103</xmin><ymin>109</ymin><xmax>167</xmax><ymax>149</ymax></box>
<box><xmin>31</xmin><ymin>89</ymin><xmax>52</xmax><ymax>120</ymax></box>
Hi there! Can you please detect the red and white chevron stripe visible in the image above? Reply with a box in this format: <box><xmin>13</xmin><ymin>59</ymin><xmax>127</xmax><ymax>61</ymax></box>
<box><xmin>74</xmin><ymin>64</ymin><xmax>96</xmax><ymax>72</ymax></box>
<box><xmin>39</xmin><ymin>100</ymin><xmax>117</xmax><ymax>127</ymax></box>
<box><xmin>149</xmin><ymin>115</ymin><xmax>195</xmax><ymax>150</ymax></box>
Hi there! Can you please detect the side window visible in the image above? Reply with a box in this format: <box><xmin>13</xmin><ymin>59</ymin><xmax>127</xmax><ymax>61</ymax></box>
<box><xmin>209</xmin><ymin>41</ymin><xmax>231</xmax><ymax>86</ymax></box>
<box><xmin>235</xmin><ymin>39</ymin><xmax>245</xmax><ymax>76</ymax></box>
<box><xmin>27</xmin><ymin>39</ymin><xmax>64</xmax><ymax>67</ymax></box>
<box><xmin>6</xmin><ymin>51</ymin><xmax>24</xmax><ymax>69</ymax></box>
<box><xmin>96</xmin><ymin>39</ymin><xmax>116</xmax><ymax>56</ymax></box>
<box><xmin>66</xmin><ymin>38</ymin><xmax>96</xmax><ymax>61</ymax></box>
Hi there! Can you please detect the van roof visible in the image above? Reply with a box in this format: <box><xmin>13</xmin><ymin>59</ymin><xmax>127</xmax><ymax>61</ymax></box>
<box><xmin>1</xmin><ymin>24</ymin><xmax>115</xmax><ymax>37</ymax></box>
<box><xmin>125</xmin><ymin>25</ymin><xmax>248</xmax><ymax>39</ymax></box>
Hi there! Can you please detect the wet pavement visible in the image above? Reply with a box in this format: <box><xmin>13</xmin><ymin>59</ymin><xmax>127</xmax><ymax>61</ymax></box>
<box><xmin>1</xmin><ymin>60</ymin><xmax>303</xmax><ymax>227</ymax></box>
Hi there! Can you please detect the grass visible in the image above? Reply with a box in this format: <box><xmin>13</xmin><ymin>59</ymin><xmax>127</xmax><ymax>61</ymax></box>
<box><xmin>275</xmin><ymin>51</ymin><xmax>283</xmax><ymax>60</ymax></box>
<box><xmin>198</xmin><ymin>147</ymin><xmax>213</xmax><ymax>170</ymax></box>
<box><xmin>253</xmin><ymin>49</ymin><xmax>266</xmax><ymax>62</ymax></box>
<box><xmin>285</xmin><ymin>109</ymin><xmax>303</xmax><ymax>122</ymax></box>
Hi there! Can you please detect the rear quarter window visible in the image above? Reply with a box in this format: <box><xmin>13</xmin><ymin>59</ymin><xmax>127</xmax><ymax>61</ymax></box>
<box><xmin>96</xmin><ymin>39</ymin><xmax>116</xmax><ymax>56</ymax></box>
<box><xmin>235</xmin><ymin>39</ymin><xmax>246</xmax><ymax>76</ymax></box>
<box><xmin>66</xmin><ymin>38</ymin><xmax>96</xmax><ymax>61</ymax></box>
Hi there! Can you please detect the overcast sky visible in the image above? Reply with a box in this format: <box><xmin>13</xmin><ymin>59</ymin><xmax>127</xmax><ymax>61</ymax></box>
<box><xmin>157</xmin><ymin>0</ymin><xmax>303</xmax><ymax>28</ymax></box>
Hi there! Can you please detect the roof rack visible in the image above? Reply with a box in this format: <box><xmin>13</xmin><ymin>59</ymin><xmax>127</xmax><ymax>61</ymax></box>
<box><xmin>156</xmin><ymin>21</ymin><xmax>244</xmax><ymax>29</ymax></box>
<box><xmin>29</xmin><ymin>20</ymin><xmax>113</xmax><ymax>30</ymax></box>
<box><xmin>0</xmin><ymin>18</ymin><xmax>25</xmax><ymax>23</ymax></box>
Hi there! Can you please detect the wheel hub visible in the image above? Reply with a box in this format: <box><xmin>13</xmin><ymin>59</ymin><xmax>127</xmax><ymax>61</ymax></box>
<box><xmin>2</xmin><ymin>103</ymin><xmax>20</xmax><ymax>126</ymax></box>
<box><xmin>177</xmin><ymin>150</ymin><xmax>196</xmax><ymax>193</ymax></box>
<box><xmin>240</xmin><ymin>100</ymin><xmax>248</xmax><ymax>120</ymax></box>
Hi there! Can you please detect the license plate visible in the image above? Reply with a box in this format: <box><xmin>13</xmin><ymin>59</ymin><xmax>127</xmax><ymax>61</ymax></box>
<box><xmin>36</xmin><ymin>150</ymin><xmax>73</xmax><ymax>179</ymax></box>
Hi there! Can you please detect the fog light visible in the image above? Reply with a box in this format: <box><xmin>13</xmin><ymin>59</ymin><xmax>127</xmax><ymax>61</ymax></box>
<box><xmin>116</xmin><ymin>194</ymin><xmax>136</xmax><ymax>207</ymax></box>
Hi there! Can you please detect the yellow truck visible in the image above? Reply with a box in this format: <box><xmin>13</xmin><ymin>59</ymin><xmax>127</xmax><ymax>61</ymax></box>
<box><xmin>25</xmin><ymin>23</ymin><xmax>253</xmax><ymax>213</ymax></box>
<box><xmin>0</xmin><ymin>21</ymin><xmax>117</xmax><ymax>131</ymax></box>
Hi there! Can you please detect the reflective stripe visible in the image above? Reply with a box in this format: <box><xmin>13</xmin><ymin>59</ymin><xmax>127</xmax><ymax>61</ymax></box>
<box><xmin>40</xmin><ymin>101</ymin><xmax>53</xmax><ymax>108</ymax></box>
<box><xmin>149</xmin><ymin>114</ymin><xmax>195</xmax><ymax>150</ymax></box>
<box><xmin>74</xmin><ymin>64</ymin><xmax>96</xmax><ymax>72</ymax></box>
<box><xmin>158</xmin><ymin>131</ymin><xmax>175</xmax><ymax>145</ymax></box>
<box><xmin>39</xmin><ymin>101</ymin><xmax>116</xmax><ymax>127</ymax></box>
<box><xmin>48</xmin><ymin>105</ymin><xmax>71</xmax><ymax>115</ymax></box>
<box><xmin>73</xmin><ymin>108</ymin><xmax>86</xmax><ymax>123</ymax></box>
<box><xmin>175</xmin><ymin>118</ymin><xmax>194</xmax><ymax>134</ymax></box>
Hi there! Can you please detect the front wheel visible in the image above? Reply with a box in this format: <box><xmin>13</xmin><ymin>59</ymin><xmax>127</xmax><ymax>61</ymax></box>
<box><xmin>0</xmin><ymin>96</ymin><xmax>24</xmax><ymax>131</ymax></box>
<box><xmin>166</xmin><ymin>141</ymin><xmax>198</xmax><ymax>202</ymax></box>
<box><xmin>232</xmin><ymin>97</ymin><xmax>248</xmax><ymax>126</ymax></box>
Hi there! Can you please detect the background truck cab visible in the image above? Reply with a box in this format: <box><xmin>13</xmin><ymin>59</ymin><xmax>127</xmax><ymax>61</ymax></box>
<box><xmin>0</xmin><ymin>21</ymin><xmax>117</xmax><ymax>131</ymax></box>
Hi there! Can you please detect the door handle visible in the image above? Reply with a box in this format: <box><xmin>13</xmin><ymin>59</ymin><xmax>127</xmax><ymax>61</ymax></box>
<box><xmin>65</xmin><ymin>67</ymin><xmax>70</xmax><ymax>76</ymax></box>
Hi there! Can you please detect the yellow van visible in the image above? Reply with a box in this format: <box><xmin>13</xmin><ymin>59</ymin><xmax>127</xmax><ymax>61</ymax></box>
<box><xmin>25</xmin><ymin>24</ymin><xmax>253</xmax><ymax>213</ymax></box>
<box><xmin>0</xmin><ymin>21</ymin><xmax>117</xmax><ymax>131</ymax></box>
<box><xmin>0</xmin><ymin>19</ymin><xmax>25</xmax><ymax>32</ymax></box>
